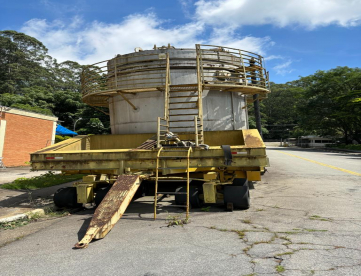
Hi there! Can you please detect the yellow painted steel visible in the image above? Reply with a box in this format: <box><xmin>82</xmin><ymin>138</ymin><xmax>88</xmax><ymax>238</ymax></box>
<box><xmin>82</xmin><ymin>175</ymin><xmax>97</xmax><ymax>182</ymax></box>
<box><xmin>31</xmin><ymin>129</ymin><xmax>268</xmax><ymax>184</ymax></box>
<box><xmin>235</xmin><ymin>171</ymin><xmax>247</xmax><ymax>178</ymax></box>
<box><xmin>203</xmin><ymin>172</ymin><xmax>218</xmax><ymax>180</ymax></box>
<box><xmin>154</xmin><ymin>147</ymin><xmax>163</xmax><ymax>220</ymax></box>
<box><xmin>246</xmin><ymin>171</ymin><xmax>261</xmax><ymax>181</ymax></box>
<box><xmin>75</xmin><ymin>175</ymin><xmax>141</xmax><ymax>249</ymax></box>
<box><xmin>76</xmin><ymin>184</ymin><xmax>94</xmax><ymax>204</ymax></box>
<box><xmin>186</xmin><ymin>147</ymin><xmax>192</xmax><ymax>219</ymax></box>
<box><xmin>203</xmin><ymin>182</ymin><xmax>217</xmax><ymax>203</ymax></box>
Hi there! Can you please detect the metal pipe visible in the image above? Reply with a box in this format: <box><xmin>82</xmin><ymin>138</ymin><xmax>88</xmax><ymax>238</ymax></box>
<box><xmin>250</xmin><ymin>58</ymin><xmax>263</xmax><ymax>138</ymax></box>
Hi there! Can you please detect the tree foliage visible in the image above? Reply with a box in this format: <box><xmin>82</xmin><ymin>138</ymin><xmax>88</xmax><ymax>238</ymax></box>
<box><xmin>295</xmin><ymin>67</ymin><xmax>361</xmax><ymax>143</ymax></box>
<box><xmin>263</xmin><ymin>67</ymin><xmax>361</xmax><ymax>143</ymax></box>
<box><xmin>0</xmin><ymin>30</ymin><xmax>110</xmax><ymax>135</ymax></box>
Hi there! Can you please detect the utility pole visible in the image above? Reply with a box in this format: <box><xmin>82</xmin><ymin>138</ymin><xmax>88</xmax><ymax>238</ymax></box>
<box><xmin>74</xmin><ymin>118</ymin><xmax>82</xmax><ymax>132</ymax></box>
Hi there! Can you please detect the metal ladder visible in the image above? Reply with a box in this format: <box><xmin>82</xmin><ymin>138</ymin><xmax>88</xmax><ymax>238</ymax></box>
<box><xmin>154</xmin><ymin>146</ymin><xmax>192</xmax><ymax>220</ymax></box>
<box><xmin>167</xmin><ymin>87</ymin><xmax>204</xmax><ymax>145</ymax></box>
<box><xmin>156</xmin><ymin>53</ymin><xmax>171</xmax><ymax>148</ymax></box>
<box><xmin>156</xmin><ymin>51</ymin><xmax>204</xmax><ymax>147</ymax></box>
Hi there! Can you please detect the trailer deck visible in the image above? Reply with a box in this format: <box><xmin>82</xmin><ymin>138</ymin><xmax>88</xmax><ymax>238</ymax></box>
<box><xmin>31</xmin><ymin>129</ymin><xmax>268</xmax><ymax>176</ymax></box>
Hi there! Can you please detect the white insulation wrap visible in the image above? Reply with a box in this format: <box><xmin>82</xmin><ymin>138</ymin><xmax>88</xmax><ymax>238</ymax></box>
<box><xmin>109</xmin><ymin>90</ymin><xmax>248</xmax><ymax>134</ymax></box>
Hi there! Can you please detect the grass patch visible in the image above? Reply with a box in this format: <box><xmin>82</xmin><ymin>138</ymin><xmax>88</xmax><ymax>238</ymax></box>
<box><xmin>256</xmin><ymin>208</ymin><xmax>264</xmax><ymax>211</ymax></box>
<box><xmin>241</xmin><ymin>219</ymin><xmax>252</xmax><ymax>224</ymax></box>
<box><xmin>201</xmin><ymin>206</ymin><xmax>211</xmax><ymax>212</ymax></box>
<box><xmin>0</xmin><ymin>208</ymin><xmax>69</xmax><ymax>230</ymax></box>
<box><xmin>276</xmin><ymin>265</ymin><xmax>285</xmax><ymax>272</ymax></box>
<box><xmin>1</xmin><ymin>171</ymin><xmax>84</xmax><ymax>190</ymax></box>
<box><xmin>280</xmin><ymin>236</ymin><xmax>292</xmax><ymax>242</ymax></box>
<box><xmin>303</xmin><ymin>229</ymin><xmax>328</xmax><ymax>232</ymax></box>
<box><xmin>0</xmin><ymin>218</ymin><xmax>32</xmax><ymax>230</ymax></box>
<box><xmin>309</xmin><ymin>215</ymin><xmax>332</xmax><ymax>222</ymax></box>
<box><xmin>166</xmin><ymin>215</ymin><xmax>189</xmax><ymax>227</ymax></box>
<box><xmin>231</xmin><ymin>229</ymin><xmax>246</xmax><ymax>239</ymax></box>
<box><xmin>276</xmin><ymin>251</ymin><xmax>294</xmax><ymax>256</ymax></box>
<box><xmin>44</xmin><ymin>206</ymin><xmax>70</xmax><ymax>217</ymax></box>
<box><xmin>254</xmin><ymin>240</ymin><xmax>270</xmax><ymax>245</ymax></box>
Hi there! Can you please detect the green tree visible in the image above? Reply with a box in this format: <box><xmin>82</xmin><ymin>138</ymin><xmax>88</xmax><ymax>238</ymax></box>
<box><xmin>0</xmin><ymin>31</ymin><xmax>110</xmax><ymax>134</ymax></box>
<box><xmin>295</xmin><ymin>67</ymin><xmax>361</xmax><ymax>143</ymax></box>
<box><xmin>262</xmin><ymin>82</ymin><xmax>304</xmax><ymax>139</ymax></box>
<box><xmin>0</xmin><ymin>30</ymin><xmax>50</xmax><ymax>94</ymax></box>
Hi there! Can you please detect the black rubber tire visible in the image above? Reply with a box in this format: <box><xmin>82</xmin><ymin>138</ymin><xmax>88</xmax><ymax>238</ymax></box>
<box><xmin>224</xmin><ymin>180</ymin><xmax>250</xmax><ymax>209</ymax></box>
<box><xmin>53</xmin><ymin>187</ymin><xmax>82</xmax><ymax>208</ymax></box>
<box><xmin>94</xmin><ymin>186</ymin><xmax>112</xmax><ymax>206</ymax></box>
<box><xmin>175</xmin><ymin>186</ymin><xmax>203</xmax><ymax>208</ymax></box>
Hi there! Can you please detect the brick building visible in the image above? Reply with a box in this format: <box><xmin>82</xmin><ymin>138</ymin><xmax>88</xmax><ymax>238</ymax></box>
<box><xmin>0</xmin><ymin>107</ymin><xmax>58</xmax><ymax>167</ymax></box>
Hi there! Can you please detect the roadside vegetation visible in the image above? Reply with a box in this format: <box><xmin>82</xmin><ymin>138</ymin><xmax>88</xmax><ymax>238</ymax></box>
<box><xmin>1</xmin><ymin>171</ymin><xmax>83</xmax><ymax>190</ymax></box>
<box><xmin>0</xmin><ymin>207</ymin><xmax>70</xmax><ymax>230</ymax></box>
<box><xmin>256</xmin><ymin>68</ymin><xmax>361</xmax><ymax>144</ymax></box>
<box><xmin>328</xmin><ymin>144</ymin><xmax>361</xmax><ymax>151</ymax></box>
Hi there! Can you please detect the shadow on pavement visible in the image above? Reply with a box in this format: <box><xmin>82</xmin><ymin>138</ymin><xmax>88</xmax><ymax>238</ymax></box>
<box><xmin>74</xmin><ymin>196</ymin><xmax>228</xmax><ymax>243</ymax></box>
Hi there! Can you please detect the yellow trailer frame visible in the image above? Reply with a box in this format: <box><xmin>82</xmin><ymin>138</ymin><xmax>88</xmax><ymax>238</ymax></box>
<box><xmin>31</xmin><ymin>129</ymin><xmax>267</xmax><ymax>175</ymax></box>
<box><xmin>31</xmin><ymin>129</ymin><xmax>268</xmax><ymax>248</ymax></box>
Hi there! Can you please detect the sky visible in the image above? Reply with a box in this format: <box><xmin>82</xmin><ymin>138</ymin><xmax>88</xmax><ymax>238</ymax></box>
<box><xmin>1</xmin><ymin>0</ymin><xmax>360</xmax><ymax>83</ymax></box>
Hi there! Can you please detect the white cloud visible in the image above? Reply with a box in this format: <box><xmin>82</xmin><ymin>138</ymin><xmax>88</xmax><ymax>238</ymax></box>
<box><xmin>195</xmin><ymin>0</ymin><xmax>361</xmax><ymax>29</ymax></box>
<box><xmin>265</xmin><ymin>55</ymin><xmax>283</xmax><ymax>61</ymax></box>
<box><xmin>179</xmin><ymin>0</ymin><xmax>194</xmax><ymax>17</ymax></box>
<box><xmin>207</xmin><ymin>27</ymin><xmax>271</xmax><ymax>55</ymax></box>
<box><xmin>273</xmin><ymin>60</ymin><xmax>294</xmax><ymax>75</ymax></box>
<box><xmin>20</xmin><ymin>13</ymin><xmax>273</xmax><ymax>64</ymax></box>
<box><xmin>21</xmin><ymin>14</ymin><xmax>205</xmax><ymax>64</ymax></box>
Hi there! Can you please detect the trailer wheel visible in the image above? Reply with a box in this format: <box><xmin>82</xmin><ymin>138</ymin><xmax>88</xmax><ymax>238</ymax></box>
<box><xmin>53</xmin><ymin>187</ymin><xmax>82</xmax><ymax>208</ymax></box>
<box><xmin>224</xmin><ymin>181</ymin><xmax>250</xmax><ymax>209</ymax></box>
<box><xmin>94</xmin><ymin>186</ymin><xmax>112</xmax><ymax>206</ymax></box>
<box><xmin>175</xmin><ymin>186</ymin><xmax>203</xmax><ymax>208</ymax></box>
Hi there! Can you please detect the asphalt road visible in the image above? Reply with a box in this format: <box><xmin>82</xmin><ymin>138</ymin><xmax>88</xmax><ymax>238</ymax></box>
<box><xmin>1</xmin><ymin>146</ymin><xmax>361</xmax><ymax>276</ymax></box>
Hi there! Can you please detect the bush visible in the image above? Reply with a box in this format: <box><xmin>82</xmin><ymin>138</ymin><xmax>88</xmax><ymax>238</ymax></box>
<box><xmin>330</xmin><ymin>144</ymin><xmax>361</xmax><ymax>151</ymax></box>
<box><xmin>11</xmin><ymin>103</ymin><xmax>54</xmax><ymax>116</ymax></box>
<box><xmin>55</xmin><ymin>135</ymin><xmax>72</xmax><ymax>143</ymax></box>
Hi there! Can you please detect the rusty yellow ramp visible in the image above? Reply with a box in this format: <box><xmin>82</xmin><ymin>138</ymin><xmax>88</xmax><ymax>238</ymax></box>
<box><xmin>74</xmin><ymin>175</ymin><xmax>141</xmax><ymax>249</ymax></box>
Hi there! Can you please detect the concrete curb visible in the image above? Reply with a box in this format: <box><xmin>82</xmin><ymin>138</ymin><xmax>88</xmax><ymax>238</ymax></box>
<box><xmin>0</xmin><ymin>205</ymin><xmax>54</xmax><ymax>224</ymax></box>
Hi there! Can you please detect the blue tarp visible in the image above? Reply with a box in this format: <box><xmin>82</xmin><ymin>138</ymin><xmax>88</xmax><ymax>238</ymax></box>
<box><xmin>56</xmin><ymin>124</ymin><xmax>78</xmax><ymax>136</ymax></box>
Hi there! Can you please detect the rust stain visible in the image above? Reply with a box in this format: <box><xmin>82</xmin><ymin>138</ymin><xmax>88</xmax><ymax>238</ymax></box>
<box><xmin>90</xmin><ymin>175</ymin><xmax>139</xmax><ymax>229</ymax></box>
<box><xmin>243</xmin><ymin>130</ymin><xmax>264</xmax><ymax>148</ymax></box>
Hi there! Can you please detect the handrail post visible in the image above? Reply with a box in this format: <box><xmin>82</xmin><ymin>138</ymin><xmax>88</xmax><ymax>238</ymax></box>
<box><xmin>114</xmin><ymin>61</ymin><xmax>118</xmax><ymax>89</ymax></box>
<box><xmin>239</xmin><ymin>50</ymin><xmax>247</xmax><ymax>86</ymax></box>
<box><xmin>196</xmin><ymin>44</ymin><xmax>204</xmax><ymax>144</ymax></box>
<box><xmin>194</xmin><ymin>116</ymin><xmax>199</xmax><ymax>147</ymax></box>
<box><xmin>157</xmin><ymin>117</ymin><xmax>161</xmax><ymax>148</ymax></box>
<box><xmin>164</xmin><ymin>53</ymin><xmax>170</xmax><ymax>120</ymax></box>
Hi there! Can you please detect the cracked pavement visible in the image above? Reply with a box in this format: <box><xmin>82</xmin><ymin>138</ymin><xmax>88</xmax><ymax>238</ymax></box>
<box><xmin>1</xmin><ymin>145</ymin><xmax>360</xmax><ymax>276</ymax></box>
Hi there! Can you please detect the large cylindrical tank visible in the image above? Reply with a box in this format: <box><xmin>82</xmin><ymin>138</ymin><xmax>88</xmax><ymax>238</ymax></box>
<box><xmin>106</xmin><ymin>47</ymin><xmax>249</xmax><ymax>134</ymax></box>
<box><xmin>109</xmin><ymin>90</ymin><xmax>248</xmax><ymax>134</ymax></box>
